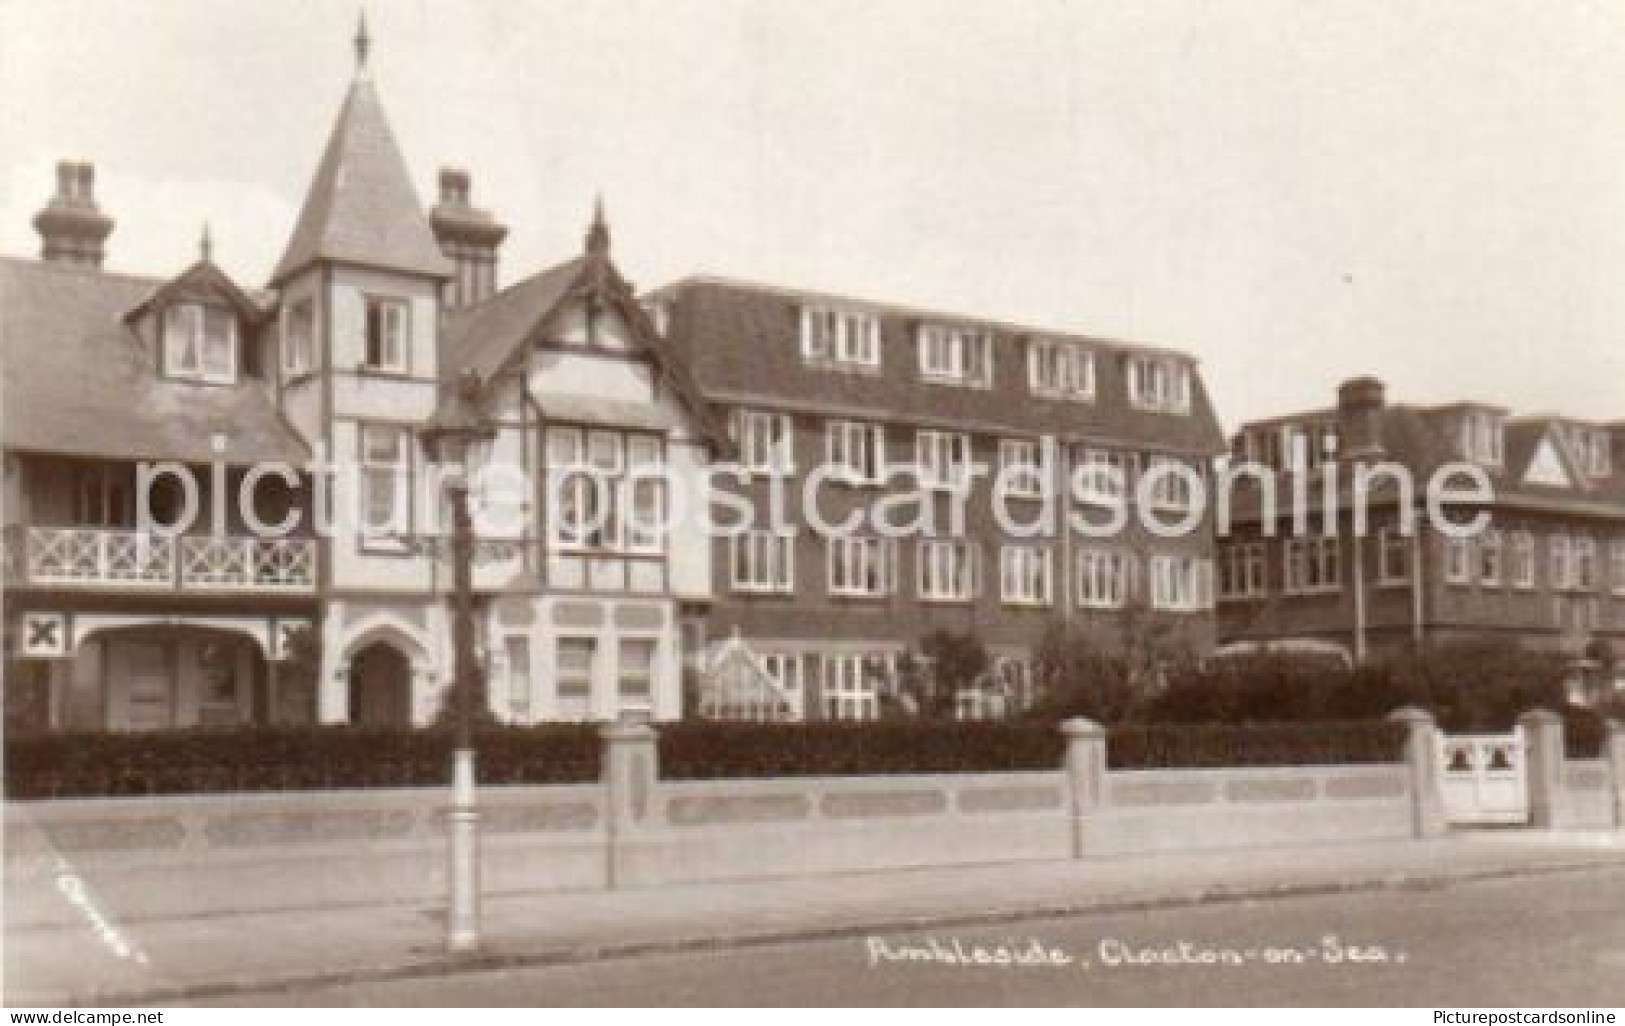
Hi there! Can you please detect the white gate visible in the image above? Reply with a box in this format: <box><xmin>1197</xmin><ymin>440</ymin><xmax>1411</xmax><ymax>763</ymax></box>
<box><xmin>1437</xmin><ymin>729</ymin><xmax>1529</xmax><ymax>826</ymax></box>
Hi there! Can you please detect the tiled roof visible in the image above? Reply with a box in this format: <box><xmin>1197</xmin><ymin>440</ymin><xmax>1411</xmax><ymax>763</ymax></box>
<box><xmin>439</xmin><ymin>254</ymin><xmax>729</xmax><ymax>450</ymax></box>
<box><xmin>270</xmin><ymin>78</ymin><xmax>451</xmax><ymax>284</ymax></box>
<box><xmin>0</xmin><ymin>257</ymin><xmax>310</xmax><ymax>466</ymax></box>
<box><xmin>648</xmin><ymin>276</ymin><xmax>1227</xmax><ymax>456</ymax></box>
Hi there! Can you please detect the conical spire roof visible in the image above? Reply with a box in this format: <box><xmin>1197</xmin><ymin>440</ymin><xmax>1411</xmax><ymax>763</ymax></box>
<box><xmin>271</xmin><ymin>73</ymin><xmax>451</xmax><ymax>284</ymax></box>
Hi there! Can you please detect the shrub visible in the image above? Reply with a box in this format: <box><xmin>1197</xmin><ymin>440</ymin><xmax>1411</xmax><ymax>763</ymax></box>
<box><xmin>3</xmin><ymin>725</ymin><xmax>601</xmax><ymax>800</ymax></box>
<box><xmin>658</xmin><ymin>722</ymin><xmax>1064</xmax><ymax>779</ymax></box>
<box><xmin>1108</xmin><ymin>721</ymin><xmax>1408</xmax><ymax>769</ymax></box>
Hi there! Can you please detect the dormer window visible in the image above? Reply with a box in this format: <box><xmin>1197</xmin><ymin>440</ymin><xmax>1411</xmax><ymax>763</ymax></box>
<box><xmin>364</xmin><ymin>296</ymin><xmax>409</xmax><ymax>372</ymax></box>
<box><xmin>918</xmin><ymin>324</ymin><xmax>992</xmax><ymax>387</ymax></box>
<box><xmin>799</xmin><ymin>306</ymin><xmax>880</xmax><ymax>369</ymax></box>
<box><xmin>1567</xmin><ymin>425</ymin><xmax>1611</xmax><ymax>478</ymax></box>
<box><xmin>1126</xmin><ymin>355</ymin><xmax>1191</xmax><ymax>414</ymax></box>
<box><xmin>1461</xmin><ymin>411</ymin><xmax>1503</xmax><ymax>466</ymax></box>
<box><xmin>163</xmin><ymin>303</ymin><xmax>237</xmax><ymax>384</ymax></box>
<box><xmin>1028</xmin><ymin>338</ymin><xmax>1093</xmax><ymax>400</ymax></box>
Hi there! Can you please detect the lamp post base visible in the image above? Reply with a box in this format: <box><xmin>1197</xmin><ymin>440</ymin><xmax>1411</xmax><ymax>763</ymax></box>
<box><xmin>446</xmin><ymin>746</ymin><xmax>480</xmax><ymax>954</ymax></box>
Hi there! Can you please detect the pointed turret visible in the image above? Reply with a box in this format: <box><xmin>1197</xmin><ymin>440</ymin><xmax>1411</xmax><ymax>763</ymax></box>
<box><xmin>270</xmin><ymin>23</ymin><xmax>450</xmax><ymax>285</ymax></box>
<box><xmin>585</xmin><ymin>194</ymin><xmax>610</xmax><ymax>258</ymax></box>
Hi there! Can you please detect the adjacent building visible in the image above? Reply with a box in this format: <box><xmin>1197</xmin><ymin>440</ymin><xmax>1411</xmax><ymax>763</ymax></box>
<box><xmin>1217</xmin><ymin>377</ymin><xmax>1625</xmax><ymax>695</ymax></box>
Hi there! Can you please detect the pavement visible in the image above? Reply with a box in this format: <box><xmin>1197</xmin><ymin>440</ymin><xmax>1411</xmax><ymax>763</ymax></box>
<box><xmin>6</xmin><ymin>829</ymin><xmax>1624</xmax><ymax>1007</ymax></box>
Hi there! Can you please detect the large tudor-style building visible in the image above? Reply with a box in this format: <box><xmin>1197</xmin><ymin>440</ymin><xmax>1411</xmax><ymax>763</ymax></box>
<box><xmin>1</xmin><ymin>27</ymin><xmax>1227</xmax><ymax>730</ymax></box>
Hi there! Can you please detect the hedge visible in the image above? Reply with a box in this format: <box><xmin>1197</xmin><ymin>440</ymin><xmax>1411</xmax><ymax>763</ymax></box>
<box><xmin>3</xmin><ymin>725</ymin><xmax>600</xmax><ymax>800</ymax></box>
<box><xmin>658</xmin><ymin>722</ymin><xmax>1065</xmax><ymax>779</ymax></box>
<box><xmin>1107</xmin><ymin>721</ymin><xmax>1408</xmax><ymax>770</ymax></box>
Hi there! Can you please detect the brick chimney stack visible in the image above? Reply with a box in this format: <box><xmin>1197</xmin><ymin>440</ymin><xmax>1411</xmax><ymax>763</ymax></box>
<box><xmin>430</xmin><ymin>168</ymin><xmax>508</xmax><ymax>309</ymax></box>
<box><xmin>33</xmin><ymin>161</ymin><xmax>114</xmax><ymax>268</ymax></box>
<box><xmin>1337</xmin><ymin>376</ymin><xmax>1387</xmax><ymax>460</ymax></box>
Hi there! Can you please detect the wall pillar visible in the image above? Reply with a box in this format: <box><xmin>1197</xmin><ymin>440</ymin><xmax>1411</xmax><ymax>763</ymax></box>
<box><xmin>1060</xmin><ymin>717</ymin><xmax>1107</xmax><ymax>859</ymax></box>
<box><xmin>1517</xmin><ymin>708</ymin><xmax>1565</xmax><ymax>829</ymax></box>
<box><xmin>1606</xmin><ymin>720</ymin><xmax>1625</xmax><ymax>830</ymax></box>
<box><xmin>1386</xmin><ymin>706</ymin><xmax>1444</xmax><ymax>838</ymax></box>
<box><xmin>601</xmin><ymin>720</ymin><xmax>659</xmax><ymax>888</ymax></box>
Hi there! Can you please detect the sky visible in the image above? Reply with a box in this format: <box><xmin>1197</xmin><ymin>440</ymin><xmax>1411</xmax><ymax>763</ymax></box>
<box><xmin>2</xmin><ymin>0</ymin><xmax>1622</xmax><ymax>431</ymax></box>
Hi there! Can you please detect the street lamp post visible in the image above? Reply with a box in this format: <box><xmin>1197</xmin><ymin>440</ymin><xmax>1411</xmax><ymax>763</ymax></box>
<box><xmin>418</xmin><ymin>370</ymin><xmax>495</xmax><ymax>955</ymax></box>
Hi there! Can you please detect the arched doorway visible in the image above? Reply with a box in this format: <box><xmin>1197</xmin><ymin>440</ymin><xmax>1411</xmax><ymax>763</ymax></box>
<box><xmin>349</xmin><ymin>643</ymin><xmax>412</xmax><ymax>727</ymax></box>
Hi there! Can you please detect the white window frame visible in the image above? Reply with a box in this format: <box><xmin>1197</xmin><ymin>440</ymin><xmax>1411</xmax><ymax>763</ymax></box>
<box><xmin>1027</xmin><ymin>338</ymin><xmax>1095</xmax><ymax>400</ymax></box>
<box><xmin>916</xmin><ymin>430</ymin><xmax>972</xmax><ymax>490</ymax></box>
<box><xmin>1150</xmin><ymin>554</ymin><xmax>1214</xmax><ymax>612</ymax></box>
<box><xmin>617</xmin><ymin>637</ymin><xmax>656</xmax><ymax>705</ymax></box>
<box><xmin>359</xmin><ymin>423</ymin><xmax>412</xmax><ymax>544</ymax></box>
<box><xmin>822</xmin><ymin>653</ymin><xmax>884</xmax><ymax>721</ymax></box>
<box><xmin>1075</xmin><ymin>547</ymin><xmax>1133</xmax><ymax>609</ymax></box>
<box><xmin>1377</xmin><ymin>528</ymin><xmax>1412</xmax><ymax>585</ymax></box>
<box><xmin>1511</xmin><ymin>531</ymin><xmax>1537</xmax><ymax>590</ymax></box>
<box><xmin>1146</xmin><ymin>455</ymin><xmax>1196</xmax><ymax>513</ymax></box>
<box><xmin>1284</xmin><ymin>536</ymin><xmax>1341</xmax><ymax>594</ymax></box>
<box><xmin>1574</xmin><ymin>536</ymin><xmax>1598</xmax><ymax>591</ymax></box>
<box><xmin>556</xmin><ymin>637</ymin><xmax>596</xmax><ymax>701</ymax></box>
<box><xmin>1461</xmin><ymin>411</ymin><xmax>1504</xmax><ymax>466</ymax></box>
<box><xmin>1478</xmin><ymin>529</ymin><xmax>1504</xmax><ymax>586</ymax></box>
<box><xmin>1217</xmin><ymin>541</ymin><xmax>1267</xmax><ymax>599</ymax></box>
<box><xmin>799</xmin><ymin>306</ymin><xmax>880</xmax><ymax>369</ymax></box>
<box><xmin>825</xmin><ymin>420</ymin><xmax>886</xmax><ymax>484</ymax></box>
<box><xmin>281</xmin><ymin>296</ymin><xmax>315</xmax><ymax>377</ymax></box>
<box><xmin>999</xmin><ymin>438</ymin><xmax>1045</xmax><ymax>499</ymax></box>
<box><xmin>731</xmin><ymin>531</ymin><xmax>795</xmax><ymax>593</ymax></box>
<box><xmin>504</xmin><ymin>635</ymin><xmax>532</xmax><ymax>722</ymax></box>
<box><xmin>1611</xmin><ymin>539</ymin><xmax>1625</xmax><ymax>597</ymax></box>
<box><xmin>1076</xmin><ymin>449</ymin><xmax>1130</xmax><ymax>504</ymax></box>
<box><xmin>1126</xmin><ymin>355</ymin><xmax>1191</xmax><ymax>414</ymax></box>
<box><xmin>827</xmin><ymin>536</ymin><xmax>897</xmax><ymax>598</ymax></box>
<box><xmin>734</xmin><ymin>409</ymin><xmax>794</xmax><ymax>475</ymax></box>
<box><xmin>918</xmin><ymin>539</ymin><xmax>980</xmax><ymax>602</ymax></box>
<box><xmin>363</xmin><ymin>295</ymin><xmax>410</xmax><ymax>373</ymax></box>
<box><xmin>917</xmin><ymin>324</ymin><xmax>993</xmax><ymax>387</ymax></box>
<box><xmin>163</xmin><ymin>303</ymin><xmax>238</xmax><ymax>385</ymax></box>
<box><xmin>1443</xmin><ymin>536</ymin><xmax>1473</xmax><ymax>585</ymax></box>
<box><xmin>1549</xmin><ymin>535</ymin><xmax>1573</xmax><ymax>591</ymax></box>
<box><xmin>999</xmin><ymin>545</ymin><xmax>1053</xmax><ymax>606</ymax></box>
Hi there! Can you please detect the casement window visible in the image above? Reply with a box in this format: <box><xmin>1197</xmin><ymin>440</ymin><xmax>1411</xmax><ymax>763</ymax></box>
<box><xmin>1573</xmin><ymin>429</ymin><xmax>1612</xmax><ymax>478</ymax></box>
<box><xmin>918</xmin><ymin>540</ymin><xmax>981</xmax><ymax>602</ymax></box>
<box><xmin>1549</xmin><ymin>535</ymin><xmax>1573</xmax><ymax>591</ymax></box>
<box><xmin>1511</xmin><ymin>531</ymin><xmax>1537</xmax><ymax>589</ymax></box>
<box><xmin>1000</xmin><ymin>545</ymin><xmax>1053</xmax><ymax>606</ymax></box>
<box><xmin>1478</xmin><ymin>529</ymin><xmax>1504</xmax><ymax>586</ymax></box>
<box><xmin>1235</xmin><ymin>429</ymin><xmax>1284</xmax><ymax>472</ymax></box>
<box><xmin>827</xmin><ymin>536</ymin><xmax>897</xmax><ymax>597</ymax></box>
<box><xmin>1145</xmin><ymin>455</ymin><xmax>1197</xmax><ymax>512</ymax></box>
<box><xmin>731</xmin><ymin>531</ymin><xmax>795</xmax><ymax>593</ymax></box>
<box><xmin>1611</xmin><ymin>540</ymin><xmax>1625</xmax><ymax>596</ymax></box>
<box><xmin>1074</xmin><ymin>547</ymin><xmax>1133</xmax><ymax>609</ymax></box>
<box><xmin>281</xmin><ymin>297</ymin><xmax>315</xmax><ymax>376</ymax></box>
<box><xmin>1574</xmin><ymin>536</ymin><xmax>1599</xmax><ymax>591</ymax></box>
<box><xmin>1281</xmin><ymin>423</ymin><xmax>1338</xmax><ymax>472</ymax></box>
<box><xmin>1217</xmin><ymin>542</ymin><xmax>1266</xmax><ymax>599</ymax></box>
<box><xmin>1444</xmin><ymin>536</ymin><xmax>1473</xmax><ymax>585</ymax></box>
<box><xmin>556</xmin><ymin>638</ymin><xmax>596</xmax><ymax>700</ymax></box>
<box><xmin>1460</xmin><ymin>411</ymin><xmax>1504</xmax><ymax>466</ymax></box>
<box><xmin>761</xmin><ymin>653</ymin><xmax>805</xmax><ymax>694</ymax></box>
<box><xmin>822</xmin><ymin>653</ymin><xmax>884</xmax><ymax>721</ymax></box>
<box><xmin>1378</xmin><ymin>529</ymin><xmax>1412</xmax><ymax>585</ymax></box>
<box><xmin>917</xmin><ymin>324</ymin><xmax>993</xmax><ymax>386</ymax></box>
<box><xmin>999</xmin><ymin>439</ymin><xmax>1045</xmax><ymax>498</ymax></box>
<box><xmin>363</xmin><ymin>296</ymin><xmax>409</xmax><ymax>372</ymax></box>
<box><xmin>1151</xmin><ymin>555</ymin><xmax>1214</xmax><ymax>612</ymax></box>
<box><xmin>1284</xmin><ymin>537</ymin><xmax>1341</xmax><ymax>594</ymax></box>
<box><xmin>916</xmin><ymin>430</ymin><xmax>973</xmax><ymax>490</ymax></box>
<box><xmin>359</xmin><ymin>424</ymin><xmax>412</xmax><ymax>540</ymax></box>
<box><xmin>504</xmin><ymin>636</ymin><xmax>532</xmax><ymax>721</ymax></box>
<box><xmin>1027</xmin><ymin>338</ymin><xmax>1094</xmax><ymax>400</ymax></box>
<box><xmin>734</xmin><ymin>409</ymin><xmax>794</xmax><ymax>474</ymax></box>
<box><xmin>799</xmin><ymin>306</ymin><xmax>880</xmax><ymax>368</ymax></box>
<box><xmin>163</xmin><ymin>303</ymin><xmax>237</xmax><ymax>384</ymax></box>
<box><xmin>1126</xmin><ymin>355</ymin><xmax>1191</xmax><ymax>414</ymax></box>
<box><xmin>826</xmin><ymin>420</ymin><xmax>886</xmax><ymax>484</ymax></box>
<box><xmin>624</xmin><ymin>435</ymin><xmax>666</xmax><ymax>554</ymax></box>
<box><xmin>618</xmin><ymin>639</ymin><xmax>656</xmax><ymax>703</ymax></box>
<box><xmin>1076</xmin><ymin>449</ymin><xmax>1133</xmax><ymax>503</ymax></box>
<box><xmin>548</xmin><ymin>428</ymin><xmax>665</xmax><ymax>552</ymax></box>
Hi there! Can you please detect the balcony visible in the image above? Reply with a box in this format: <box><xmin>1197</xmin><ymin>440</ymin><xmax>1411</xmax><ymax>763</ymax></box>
<box><xmin>3</xmin><ymin>526</ymin><xmax>316</xmax><ymax>594</ymax></box>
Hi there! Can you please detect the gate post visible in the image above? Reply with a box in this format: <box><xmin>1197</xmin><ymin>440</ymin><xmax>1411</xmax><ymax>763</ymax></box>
<box><xmin>1387</xmin><ymin>706</ymin><xmax>1444</xmax><ymax>838</ymax></box>
<box><xmin>1606</xmin><ymin>720</ymin><xmax>1625</xmax><ymax>830</ymax></box>
<box><xmin>1516</xmin><ymin>708</ymin><xmax>1565</xmax><ymax>829</ymax></box>
<box><xmin>1060</xmin><ymin>718</ymin><xmax>1107</xmax><ymax>859</ymax></box>
<box><xmin>601</xmin><ymin>720</ymin><xmax>659</xmax><ymax>889</ymax></box>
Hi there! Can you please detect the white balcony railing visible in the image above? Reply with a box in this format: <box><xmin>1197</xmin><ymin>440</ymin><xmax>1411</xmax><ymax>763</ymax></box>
<box><xmin>6</xmin><ymin>526</ymin><xmax>315</xmax><ymax>593</ymax></box>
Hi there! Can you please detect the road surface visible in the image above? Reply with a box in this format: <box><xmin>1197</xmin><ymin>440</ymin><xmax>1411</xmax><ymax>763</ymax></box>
<box><xmin>197</xmin><ymin>865</ymin><xmax>1625</xmax><ymax>1006</ymax></box>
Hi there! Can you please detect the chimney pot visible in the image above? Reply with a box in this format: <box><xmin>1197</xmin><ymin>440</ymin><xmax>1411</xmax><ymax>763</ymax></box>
<box><xmin>1336</xmin><ymin>376</ymin><xmax>1386</xmax><ymax>459</ymax></box>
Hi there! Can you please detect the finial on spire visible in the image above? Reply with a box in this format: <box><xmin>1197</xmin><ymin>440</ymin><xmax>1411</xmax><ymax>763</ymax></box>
<box><xmin>354</xmin><ymin>10</ymin><xmax>371</xmax><ymax>74</ymax></box>
<box><xmin>199</xmin><ymin>222</ymin><xmax>212</xmax><ymax>264</ymax></box>
<box><xmin>585</xmin><ymin>194</ymin><xmax>610</xmax><ymax>257</ymax></box>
